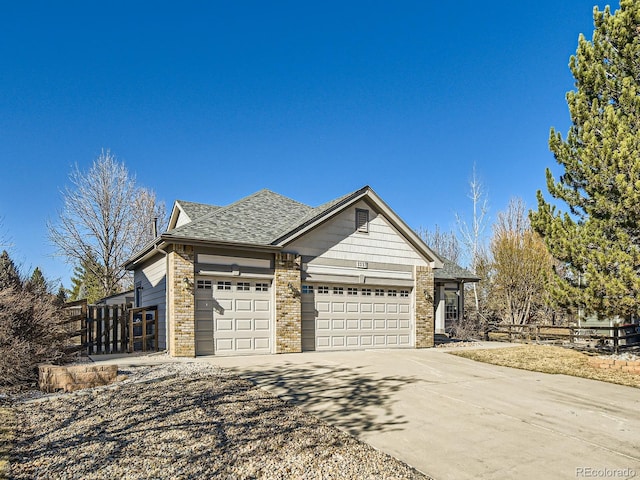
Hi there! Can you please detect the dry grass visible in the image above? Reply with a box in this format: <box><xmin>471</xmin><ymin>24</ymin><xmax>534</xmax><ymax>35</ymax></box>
<box><xmin>0</xmin><ymin>407</ymin><xmax>15</xmax><ymax>479</ymax></box>
<box><xmin>450</xmin><ymin>345</ymin><xmax>640</xmax><ymax>388</ymax></box>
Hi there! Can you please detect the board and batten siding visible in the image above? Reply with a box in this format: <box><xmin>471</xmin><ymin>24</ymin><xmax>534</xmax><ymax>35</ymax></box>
<box><xmin>287</xmin><ymin>201</ymin><xmax>428</xmax><ymax>268</ymax></box>
<box><xmin>134</xmin><ymin>254</ymin><xmax>167</xmax><ymax>349</ymax></box>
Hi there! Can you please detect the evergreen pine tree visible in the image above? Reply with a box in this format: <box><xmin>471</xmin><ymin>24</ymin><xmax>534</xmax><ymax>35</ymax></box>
<box><xmin>531</xmin><ymin>0</ymin><xmax>640</xmax><ymax>318</ymax></box>
<box><xmin>25</xmin><ymin>267</ymin><xmax>48</xmax><ymax>296</ymax></box>
<box><xmin>0</xmin><ymin>250</ymin><xmax>21</xmax><ymax>291</ymax></box>
<box><xmin>69</xmin><ymin>255</ymin><xmax>104</xmax><ymax>303</ymax></box>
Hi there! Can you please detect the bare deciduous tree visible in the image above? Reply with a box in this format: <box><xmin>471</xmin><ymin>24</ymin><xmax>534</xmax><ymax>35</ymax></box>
<box><xmin>416</xmin><ymin>225</ymin><xmax>461</xmax><ymax>264</ymax></box>
<box><xmin>491</xmin><ymin>198</ymin><xmax>553</xmax><ymax>325</ymax></box>
<box><xmin>456</xmin><ymin>166</ymin><xmax>489</xmax><ymax>314</ymax></box>
<box><xmin>48</xmin><ymin>150</ymin><xmax>166</xmax><ymax>298</ymax></box>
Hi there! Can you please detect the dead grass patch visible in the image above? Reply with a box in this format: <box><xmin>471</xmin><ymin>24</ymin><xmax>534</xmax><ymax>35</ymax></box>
<box><xmin>0</xmin><ymin>407</ymin><xmax>16</xmax><ymax>479</ymax></box>
<box><xmin>450</xmin><ymin>345</ymin><xmax>640</xmax><ymax>388</ymax></box>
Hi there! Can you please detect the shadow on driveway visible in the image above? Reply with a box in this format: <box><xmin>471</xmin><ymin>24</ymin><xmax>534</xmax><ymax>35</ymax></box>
<box><xmin>225</xmin><ymin>361</ymin><xmax>423</xmax><ymax>436</ymax></box>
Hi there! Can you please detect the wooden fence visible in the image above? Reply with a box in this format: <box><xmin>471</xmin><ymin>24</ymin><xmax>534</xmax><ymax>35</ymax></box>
<box><xmin>485</xmin><ymin>323</ymin><xmax>640</xmax><ymax>353</ymax></box>
<box><xmin>63</xmin><ymin>301</ymin><xmax>158</xmax><ymax>355</ymax></box>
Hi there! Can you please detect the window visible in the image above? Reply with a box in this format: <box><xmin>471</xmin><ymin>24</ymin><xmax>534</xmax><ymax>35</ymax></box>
<box><xmin>400</xmin><ymin>290</ymin><xmax>409</xmax><ymax>297</ymax></box>
<box><xmin>237</xmin><ymin>282</ymin><xmax>250</xmax><ymax>291</ymax></box>
<box><xmin>375</xmin><ymin>289</ymin><xmax>385</xmax><ymax>297</ymax></box>
<box><xmin>255</xmin><ymin>283</ymin><xmax>269</xmax><ymax>292</ymax></box>
<box><xmin>356</xmin><ymin>208</ymin><xmax>369</xmax><ymax>233</ymax></box>
<box><xmin>387</xmin><ymin>289</ymin><xmax>397</xmax><ymax>297</ymax></box>
<box><xmin>347</xmin><ymin>287</ymin><xmax>358</xmax><ymax>296</ymax></box>
<box><xmin>361</xmin><ymin>288</ymin><xmax>372</xmax><ymax>296</ymax></box>
<box><xmin>333</xmin><ymin>286</ymin><xmax>344</xmax><ymax>295</ymax></box>
<box><xmin>302</xmin><ymin>285</ymin><xmax>314</xmax><ymax>294</ymax></box>
<box><xmin>196</xmin><ymin>279</ymin><xmax>212</xmax><ymax>290</ymax></box>
<box><xmin>445</xmin><ymin>290</ymin><xmax>459</xmax><ymax>321</ymax></box>
<box><xmin>217</xmin><ymin>281</ymin><xmax>231</xmax><ymax>291</ymax></box>
<box><xmin>318</xmin><ymin>286</ymin><xmax>329</xmax><ymax>294</ymax></box>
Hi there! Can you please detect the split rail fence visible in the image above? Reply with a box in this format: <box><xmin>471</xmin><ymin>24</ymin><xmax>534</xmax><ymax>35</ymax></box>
<box><xmin>485</xmin><ymin>323</ymin><xmax>640</xmax><ymax>354</ymax></box>
<box><xmin>63</xmin><ymin>300</ymin><xmax>158</xmax><ymax>355</ymax></box>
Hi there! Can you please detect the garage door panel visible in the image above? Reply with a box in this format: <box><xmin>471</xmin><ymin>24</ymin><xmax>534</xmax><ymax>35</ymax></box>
<box><xmin>255</xmin><ymin>319</ymin><xmax>270</xmax><ymax>330</ymax></box>
<box><xmin>254</xmin><ymin>338</ymin><xmax>270</xmax><ymax>350</ymax></box>
<box><xmin>236</xmin><ymin>319</ymin><xmax>252</xmax><ymax>331</ymax></box>
<box><xmin>374</xmin><ymin>335</ymin><xmax>386</xmax><ymax>345</ymax></box>
<box><xmin>346</xmin><ymin>336</ymin><xmax>359</xmax><ymax>346</ymax></box>
<box><xmin>218</xmin><ymin>299</ymin><xmax>233</xmax><ymax>310</ymax></box>
<box><xmin>235</xmin><ymin>300</ymin><xmax>252</xmax><ymax>311</ymax></box>
<box><xmin>317</xmin><ymin>302</ymin><xmax>330</xmax><ymax>312</ymax></box>
<box><xmin>302</xmin><ymin>283</ymin><xmax>413</xmax><ymax>352</ymax></box>
<box><xmin>332</xmin><ymin>319</ymin><xmax>345</xmax><ymax>329</ymax></box>
<box><xmin>255</xmin><ymin>300</ymin><xmax>270</xmax><ymax>312</ymax></box>
<box><xmin>216</xmin><ymin>319</ymin><xmax>233</xmax><ymax>331</ymax></box>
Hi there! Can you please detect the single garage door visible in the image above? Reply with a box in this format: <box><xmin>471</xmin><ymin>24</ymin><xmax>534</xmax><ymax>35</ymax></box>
<box><xmin>195</xmin><ymin>277</ymin><xmax>272</xmax><ymax>355</ymax></box>
<box><xmin>301</xmin><ymin>284</ymin><xmax>413</xmax><ymax>351</ymax></box>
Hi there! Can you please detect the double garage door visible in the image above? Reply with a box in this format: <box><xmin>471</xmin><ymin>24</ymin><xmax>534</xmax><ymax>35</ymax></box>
<box><xmin>195</xmin><ymin>277</ymin><xmax>272</xmax><ymax>356</ymax></box>
<box><xmin>302</xmin><ymin>284</ymin><xmax>413</xmax><ymax>351</ymax></box>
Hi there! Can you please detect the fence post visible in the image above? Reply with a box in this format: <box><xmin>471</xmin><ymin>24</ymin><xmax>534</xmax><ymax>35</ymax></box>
<box><xmin>613</xmin><ymin>326</ymin><xmax>619</xmax><ymax>354</ymax></box>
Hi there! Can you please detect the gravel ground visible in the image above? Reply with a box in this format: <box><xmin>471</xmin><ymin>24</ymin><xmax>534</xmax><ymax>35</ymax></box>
<box><xmin>9</xmin><ymin>363</ymin><xmax>429</xmax><ymax>479</ymax></box>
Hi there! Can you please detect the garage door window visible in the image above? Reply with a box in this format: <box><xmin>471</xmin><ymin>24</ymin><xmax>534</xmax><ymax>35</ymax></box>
<box><xmin>302</xmin><ymin>285</ymin><xmax>314</xmax><ymax>294</ymax></box>
<box><xmin>197</xmin><ymin>280</ymin><xmax>212</xmax><ymax>290</ymax></box>
<box><xmin>255</xmin><ymin>283</ymin><xmax>269</xmax><ymax>292</ymax></box>
<box><xmin>362</xmin><ymin>288</ymin><xmax>371</xmax><ymax>296</ymax></box>
<box><xmin>375</xmin><ymin>289</ymin><xmax>384</xmax><ymax>296</ymax></box>
<box><xmin>318</xmin><ymin>286</ymin><xmax>329</xmax><ymax>294</ymax></box>
<box><xmin>388</xmin><ymin>290</ymin><xmax>397</xmax><ymax>297</ymax></box>
<box><xmin>333</xmin><ymin>286</ymin><xmax>344</xmax><ymax>295</ymax></box>
<box><xmin>237</xmin><ymin>282</ymin><xmax>250</xmax><ymax>291</ymax></box>
<box><xmin>217</xmin><ymin>281</ymin><xmax>231</xmax><ymax>290</ymax></box>
<box><xmin>347</xmin><ymin>287</ymin><xmax>358</xmax><ymax>295</ymax></box>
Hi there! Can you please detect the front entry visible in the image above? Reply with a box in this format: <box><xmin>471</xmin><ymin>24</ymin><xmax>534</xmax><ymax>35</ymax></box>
<box><xmin>194</xmin><ymin>277</ymin><xmax>272</xmax><ymax>355</ymax></box>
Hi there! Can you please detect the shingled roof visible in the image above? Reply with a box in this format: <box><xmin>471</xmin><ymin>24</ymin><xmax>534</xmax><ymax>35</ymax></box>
<box><xmin>166</xmin><ymin>189</ymin><xmax>314</xmax><ymax>245</ymax></box>
<box><xmin>175</xmin><ymin>200</ymin><xmax>221</xmax><ymax>222</ymax></box>
<box><xmin>433</xmin><ymin>257</ymin><xmax>480</xmax><ymax>282</ymax></box>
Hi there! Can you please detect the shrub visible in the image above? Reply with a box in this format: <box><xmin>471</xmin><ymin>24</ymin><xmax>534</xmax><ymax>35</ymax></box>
<box><xmin>0</xmin><ymin>288</ymin><xmax>74</xmax><ymax>389</ymax></box>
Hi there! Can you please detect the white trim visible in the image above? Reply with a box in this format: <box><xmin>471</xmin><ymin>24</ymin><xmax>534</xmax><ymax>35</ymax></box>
<box><xmin>197</xmin><ymin>254</ymin><xmax>271</xmax><ymax>269</ymax></box>
<box><xmin>197</xmin><ymin>270</ymin><xmax>274</xmax><ymax>280</ymax></box>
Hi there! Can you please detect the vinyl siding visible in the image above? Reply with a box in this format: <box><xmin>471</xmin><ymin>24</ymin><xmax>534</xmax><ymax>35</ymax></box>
<box><xmin>287</xmin><ymin>200</ymin><xmax>428</xmax><ymax>268</ymax></box>
<box><xmin>134</xmin><ymin>254</ymin><xmax>167</xmax><ymax>349</ymax></box>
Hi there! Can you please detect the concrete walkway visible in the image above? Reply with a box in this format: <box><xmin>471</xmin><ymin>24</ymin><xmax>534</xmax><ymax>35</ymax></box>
<box><xmin>91</xmin><ymin>346</ymin><xmax>640</xmax><ymax>480</ymax></box>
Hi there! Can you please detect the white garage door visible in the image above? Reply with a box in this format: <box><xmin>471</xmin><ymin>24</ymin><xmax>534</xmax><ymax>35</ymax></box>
<box><xmin>195</xmin><ymin>278</ymin><xmax>272</xmax><ymax>356</ymax></box>
<box><xmin>301</xmin><ymin>284</ymin><xmax>413</xmax><ymax>351</ymax></box>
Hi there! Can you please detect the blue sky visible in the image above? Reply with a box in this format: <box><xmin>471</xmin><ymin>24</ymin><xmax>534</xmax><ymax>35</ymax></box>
<box><xmin>0</xmin><ymin>1</ymin><xmax>608</xmax><ymax>288</ymax></box>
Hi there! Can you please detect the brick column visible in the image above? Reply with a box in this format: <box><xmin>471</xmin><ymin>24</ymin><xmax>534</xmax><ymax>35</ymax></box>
<box><xmin>167</xmin><ymin>244</ymin><xmax>196</xmax><ymax>357</ymax></box>
<box><xmin>274</xmin><ymin>252</ymin><xmax>302</xmax><ymax>353</ymax></box>
<box><xmin>415</xmin><ymin>265</ymin><xmax>435</xmax><ymax>348</ymax></box>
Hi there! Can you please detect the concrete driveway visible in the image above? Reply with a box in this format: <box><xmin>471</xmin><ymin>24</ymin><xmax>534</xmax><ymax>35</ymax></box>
<box><xmin>209</xmin><ymin>346</ymin><xmax>640</xmax><ymax>480</ymax></box>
